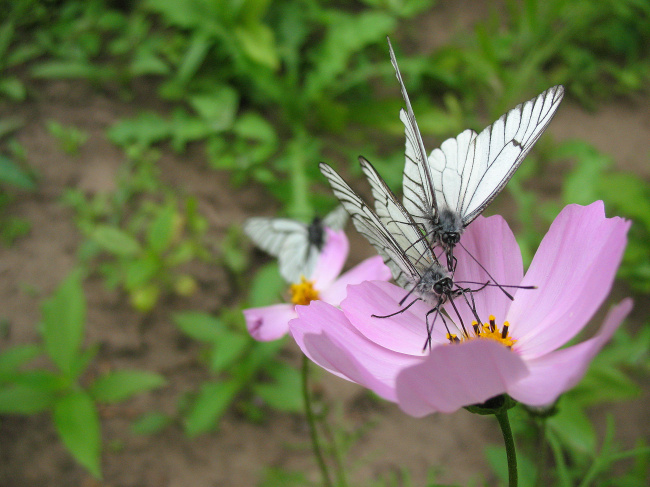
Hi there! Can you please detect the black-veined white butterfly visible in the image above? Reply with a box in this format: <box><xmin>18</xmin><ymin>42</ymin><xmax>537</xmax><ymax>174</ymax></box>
<box><xmin>244</xmin><ymin>206</ymin><xmax>348</xmax><ymax>283</ymax></box>
<box><xmin>320</xmin><ymin>159</ymin><xmax>487</xmax><ymax>348</ymax></box>
<box><xmin>388</xmin><ymin>38</ymin><xmax>564</xmax><ymax>271</ymax></box>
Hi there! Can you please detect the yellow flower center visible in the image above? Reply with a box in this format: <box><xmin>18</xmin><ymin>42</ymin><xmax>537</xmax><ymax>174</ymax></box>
<box><xmin>446</xmin><ymin>315</ymin><xmax>517</xmax><ymax>348</ymax></box>
<box><xmin>290</xmin><ymin>277</ymin><xmax>320</xmax><ymax>305</ymax></box>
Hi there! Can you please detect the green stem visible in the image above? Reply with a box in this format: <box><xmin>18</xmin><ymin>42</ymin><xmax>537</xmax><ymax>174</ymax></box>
<box><xmin>535</xmin><ymin>418</ymin><xmax>548</xmax><ymax>487</ymax></box>
<box><xmin>495</xmin><ymin>408</ymin><xmax>518</xmax><ymax>487</ymax></box>
<box><xmin>302</xmin><ymin>356</ymin><xmax>333</xmax><ymax>487</ymax></box>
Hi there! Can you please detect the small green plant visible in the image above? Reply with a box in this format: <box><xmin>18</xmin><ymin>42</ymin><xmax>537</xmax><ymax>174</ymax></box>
<box><xmin>46</xmin><ymin>120</ymin><xmax>89</xmax><ymax>155</ymax></box>
<box><xmin>0</xmin><ymin>270</ymin><xmax>166</xmax><ymax>477</ymax></box>
<box><xmin>0</xmin><ymin>118</ymin><xmax>35</xmax><ymax>244</ymax></box>
<box><xmin>87</xmin><ymin>197</ymin><xmax>209</xmax><ymax>312</ymax></box>
<box><xmin>172</xmin><ymin>262</ymin><xmax>303</xmax><ymax>437</ymax></box>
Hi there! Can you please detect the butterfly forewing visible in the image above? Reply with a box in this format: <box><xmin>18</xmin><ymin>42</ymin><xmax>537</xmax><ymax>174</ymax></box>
<box><xmin>322</xmin><ymin>205</ymin><xmax>349</xmax><ymax>231</ymax></box>
<box><xmin>456</xmin><ymin>85</ymin><xmax>565</xmax><ymax>224</ymax></box>
<box><xmin>358</xmin><ymin>157</ymin><xmax>432</xmax><ymax>269</ymax></box>
<box><xmin>387</xmin><ymin>38</ymin><xmax>438</xmax><ymax>225</ymax></box>
<box><xmin>319</xmin><ymin>162</ymin><xmax>427</xmax><ymax>289</ymax></box>
<box><xmin>244</xmin><ymin>218</ymin><xmax>307</xmax><ymax>258</ymax></box>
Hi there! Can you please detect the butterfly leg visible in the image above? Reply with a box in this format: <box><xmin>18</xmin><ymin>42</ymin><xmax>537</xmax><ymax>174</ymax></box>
<box><xmin>372</xmin><ymin>297</ymin><xmax>422</xmax><ymax>319</ymax></box>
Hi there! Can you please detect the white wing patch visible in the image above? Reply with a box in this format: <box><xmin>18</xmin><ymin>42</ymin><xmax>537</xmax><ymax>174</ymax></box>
<box><xmin>244</xmin><ymin>206</ymin><xmax>346</xmax><ymax>284</ymax></box>
<box><xmin>428</xmin><ymin>85</ymin><xmax>565</xmax><ymax>225</ymax></box>
<box><xmin>322</xmin><ymin>205</ymin><xmax>348</xmax><ymax>231</ymax></box>
<box><xmin>319</xmin><ymin>161</ymin><xmax>437</xmax><ymax>289</ymax></box>
<box><xmin>387</xmin><ymin>38</ymin><xmax>438</xmax><ymax>227</ymax></box>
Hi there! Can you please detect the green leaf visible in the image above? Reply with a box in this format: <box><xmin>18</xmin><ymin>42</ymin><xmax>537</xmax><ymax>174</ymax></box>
<box><xmin>107</xmin><ymin>111</ymin><xmax>171</xmax><ymax>149</ymax></box>
<box><xmin>253</xmin><ymin>361</ymin><xmax>303</xmax><ymax>412</ymax></box>
<box><xmin>305</xmin><ymin>10</ymin><xmax>396</xmax><ymax>100</ymax></box>
<box><xmin>129</xmin><ymin>284</ymin><xmax>160</xmax><ymax>313</ymax></box>
<box><xmin>0</xmin><ymin>154</ymin><xmax>35</xmax><ymax>190</ymax></box>
<box><xmin>598</xmin><ymin>172</ymin><xmax>650</xmax><ymax>228</ymax></box>
<box><xmin>147</xmin><ymin>204</ymin><xmax>177</xmax><ymax>254</ymax></box>
<box><xmin>169</xmin><ymin>108</ymin><xmax>211</xmax><ymax>151</ymax></box>
<box><xmin>548</xmin><ymin>400</ymin><xmax>596</xmax><ymax>454</ymax></box>
<box><xmin>485</xmin><ymin>444</ymin><xmax>537</xmax><ymax>487</ymax></box>
<box><xmin>234</xmin><ymin>23</ymin><xmax>279</xmax><ymax>69</ymax></box>
<box><xmin>131</xmin><ymin>411</ymin><xmax>172</xmax><ymax>435</ymax></box>
<box><xmin>184</xmin><ymin>380</ymin><xmax>240</xmax><ymax>437</ymax></box>
<box><xmin>0</xmin><ymin>77</ymin><xmax>26</xmax><ymax>101</ymax></box>
<box><xmin>0</xmin><ymin>384</ymin><xmax>55</xmax><ymax>414</ymax></box>
<box><xmin>209</xmin><ymin>331</ymin><xmax>249</xmax><ymax>373</ymax></box>
<box><xmin>90</xmin><ymin>370</ymin><xmax>166</xmax><ymax>404</ymax></box>
<box><xmin>53</xmin><ymin>391</ymin><xmax>102</xmax><ymax>478</ymax></box>
<box><xmin>189</xmin><ymin>86</ymin><xmax>239</xmax><ymax>132</ymax></box>
<box><xmin>41</xmin><ymin>270</ymin><xmax>86</xmax><ymax>375</ymax></box>
<box><xmin>173</xmin><ymin>312</ymin><xmax>226</xmax><ymax>342</ymax></box>
<box><xmin>0</xmin><ymin>344</ymin><xmax>41</xmax><ymax>375</ymax></box>
<box><xmin>123</xmin><ymin>254</ymin><xmax>161</xmax><ymax>290</ymax></box>
<box><xmin>91</xmin><ymin>225</ymin><xmax>142</xmax><ymax>256</ymax></box>
<box><xmin>570</xmin><ymin>365</ymin><xmax>641</xmax><ymax>407</ymax></box>
<box><xmin>248</xmin><ymin>262</ymin><xmax>286</xmax><ymax>307</ymax></box>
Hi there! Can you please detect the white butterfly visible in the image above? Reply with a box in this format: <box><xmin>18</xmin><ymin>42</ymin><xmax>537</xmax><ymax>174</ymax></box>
<box><xmin>320</xmin><ymin>159</ymin><xmax>475</xmax><ymax>340</ymax></box>
<box><xmin>244</xmin><ymin>206</ymin><xmax>348</xmax><ymax>283</ymax></box>
<box><xmin>388</xmin><ymin>38</ymin><xmax>564</xmax><ymax>270</ymax></box>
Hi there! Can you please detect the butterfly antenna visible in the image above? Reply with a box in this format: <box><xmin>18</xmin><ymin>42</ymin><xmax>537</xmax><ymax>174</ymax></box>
<box><xmin>457</xmin><ymin>241</ymin><xmax>514</xmax><ymax>300</ymax></box>
<box><xmin>455</xmin><ymin>280</ymin><xmax>537</xmax><ymax>290</ymax></box>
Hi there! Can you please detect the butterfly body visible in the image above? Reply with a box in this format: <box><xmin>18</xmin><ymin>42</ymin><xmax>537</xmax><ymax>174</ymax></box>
<box><xmin>415</xmin><ymin>265</ymin><xmax>454</xmax><ymax>305</ymax></box>
<box><xmin>307</xmin><ymin>216</ymin><xmax>326</xmax><ymax>251</ymax></box>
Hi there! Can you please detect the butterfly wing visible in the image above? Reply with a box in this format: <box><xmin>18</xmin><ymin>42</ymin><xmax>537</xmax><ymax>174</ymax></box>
<box><xmin>429</xmin><ymin>85</ymin><xmax>565</xmax><ymax>225</ymax></box>
<box><xmin>244</xmin><ymin>217</ymin><xmax>313</xmax><ymax>282</ymax></box>
<box><xmin>319</xmin><ymin>162</ymin><xmax>431</xmax><ymax>288</ymax></box>
<box><xmin>322</xmin><ymin>205</ymin><xmax>349</xmax><ymax>231</ymax></box>
<box><xmin>277</xmin><ymin>232</ymin><xmax>319</xmax><ymax>283</ymax></box>
<box><xmin>358</xmin><ymin>156</ymin><xmax>434</xmax><ymax>271</ymax></box>
<box><xmin>387</xmin><ymin>38</ymin><xmax>439</xmax><ymax>229</ymax></box>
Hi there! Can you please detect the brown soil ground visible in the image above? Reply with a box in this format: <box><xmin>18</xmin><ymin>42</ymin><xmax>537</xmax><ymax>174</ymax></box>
<box><xmin>1</xmin><ymin>3</ymin><xmax>649</xmax><ymax>486</ymax></box>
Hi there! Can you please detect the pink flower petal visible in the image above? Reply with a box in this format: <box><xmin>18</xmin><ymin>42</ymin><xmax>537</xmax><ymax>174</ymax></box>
<box><xmin>453</xmin><ymin>215</ymin><xmax>524</xmax><ymax>326</ymax></box>
<box><xmin>243</xmin><ymin>303</ymin><xmax>296</xmax><ymax>341</ymax></box>
<box><xmin>508</xmin><ymin>202</ymin><xmax>631</xmax><ymax>359</ymax></box>
<box><xmin>319</xmin><ymin>255</ymin><xmax>392</xmax><ymax>305</ymax></box>
<box><xmin>341</xmin><ymin>281</ymin><xmax>446</xmax><ymax>355</ymax></box>
<box><xmin>395</xmin><ymin>340</ymin><xmax>529</xmax><ymax>416</ymax></box>
<box><xmin>289</xmin><ymin>300</ymin><xmax>423</xmax><ymax>401</ymax></box>
<box><xmin>508</xmin><ymin>299</ymin><xmax>632</xmax><ymax>406</ymax></box>
<box><xmin>311</xmin><ymin>229</ymin><xmax>348</xmax><ymax>288</ymax></box>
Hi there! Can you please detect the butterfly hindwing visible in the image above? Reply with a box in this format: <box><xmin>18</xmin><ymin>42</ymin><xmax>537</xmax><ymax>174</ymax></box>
<box><xmin>319</xmin><ymin>162</ymin><xmax>435</xmax><ymax>289</ymax></box>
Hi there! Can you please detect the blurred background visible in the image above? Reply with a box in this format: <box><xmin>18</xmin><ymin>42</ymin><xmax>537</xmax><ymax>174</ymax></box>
<box><xmin>0</xmin><ymin>0</ymin><xmax>649</xmax><ymax>485</ymax></box>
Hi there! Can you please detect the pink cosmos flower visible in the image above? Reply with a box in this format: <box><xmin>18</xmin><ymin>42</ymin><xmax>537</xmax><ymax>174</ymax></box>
<box><xmin>244</xmin><ymin>228</ymin><xmax>392</xmax><ymax>341</ymax></box>
<box><xmin>288</xmin><ymin>201</ymin><xmax>632</xmax><ymax>415</ymax></box>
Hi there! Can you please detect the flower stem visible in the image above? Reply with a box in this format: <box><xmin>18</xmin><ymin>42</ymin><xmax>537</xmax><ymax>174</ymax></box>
<box><xmin>302</xmin><ymin>355</ymin><xmax>333</xmax><ymax>487</ymax></box>
<box><xmin>495</xmin><ymin>408</ymin><xmax>518</xmax><ymax>487</ymax></box>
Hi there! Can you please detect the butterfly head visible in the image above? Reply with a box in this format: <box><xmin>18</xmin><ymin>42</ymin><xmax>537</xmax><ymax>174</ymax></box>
<box><xmin>417</xmin><ymin>265</ymin><xmax>453</xmax><ymax>300</ymax></box>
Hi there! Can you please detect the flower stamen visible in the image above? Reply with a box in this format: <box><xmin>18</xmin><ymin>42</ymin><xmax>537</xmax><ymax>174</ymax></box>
<box><xmin>290</xmin><ymin>277</ymin><xmax>320</xmax><ymax>306</ymax></box>
<box><xmin>447</xmin><ymin>315</ymin><xmax>517</xmax><ymax>348</ymax></box>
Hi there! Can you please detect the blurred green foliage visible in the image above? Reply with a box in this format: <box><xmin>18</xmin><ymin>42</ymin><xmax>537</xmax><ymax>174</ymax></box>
<box><xmin>1</xmin><ymin>0</ymin><xmax>649</xmax><ymax>484</ymax></box>
<box><xmin>0</xmin><ymin>270</ymin><xmax>166</xmax><ymax>477</ymax></box>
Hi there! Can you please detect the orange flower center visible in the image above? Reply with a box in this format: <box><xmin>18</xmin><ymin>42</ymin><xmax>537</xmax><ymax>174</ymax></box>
<box><xmin>290</xmin><ymin>277</ymin><xmax>320</xmax><ymax>306</ymax></box>
<box><xmin>446</xmin><ymin>315</ymin><xmax>517</xmax><ymax>348</ymax></box>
